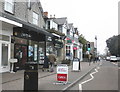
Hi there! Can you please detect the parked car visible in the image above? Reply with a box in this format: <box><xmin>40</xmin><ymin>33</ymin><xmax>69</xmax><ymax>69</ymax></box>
<box><xmin>117</xmin><ymin>57</ymin><xmax>120</xmax><ymax>61</ymax></box>
<box><xmin>106</xmin><ymin>56</ymin><xmax>110</xmax><ymax>61</ymax></box>
<box><xmin>110</xmin><ymin>56</ymin><xmax>117</xmax><ymax>62</ymax></box>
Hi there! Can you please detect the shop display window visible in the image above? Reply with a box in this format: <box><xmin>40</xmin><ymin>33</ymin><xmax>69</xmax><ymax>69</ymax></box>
<box><xmin>28</xmin><ymin>40</ymin><xmax>38</xmax><ymax>62</ymax></box>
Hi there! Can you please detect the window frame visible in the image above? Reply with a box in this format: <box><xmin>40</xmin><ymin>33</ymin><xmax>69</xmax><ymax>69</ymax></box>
<box><xmin>32</xmin><ymin>11</ymin><xmax>39</xmax><ymax>25</ymax></box>
<box><xmin>4</xmin><ymin>0</ymin><xmax>14</xmax><ymax>14</ymax></box>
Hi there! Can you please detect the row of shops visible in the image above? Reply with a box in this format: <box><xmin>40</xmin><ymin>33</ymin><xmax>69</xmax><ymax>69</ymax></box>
<box><xmin>0</xmin><ymin>13</ymin><xmax>83</xmax><ymax>73</ymax></box>
<box><xmin>0</xmin><ymin>12</ymin><xmax>53</xmax><ymax>72</ymax></box>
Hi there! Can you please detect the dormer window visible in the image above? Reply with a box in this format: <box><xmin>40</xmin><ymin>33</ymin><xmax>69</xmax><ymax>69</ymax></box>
<box><xmin>4</xmin><ymin>0</ymin><xmax>14</xmax><ymax>14</ymax></box>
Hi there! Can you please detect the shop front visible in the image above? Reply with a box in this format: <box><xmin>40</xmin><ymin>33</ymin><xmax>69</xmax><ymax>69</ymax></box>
<box><xmin>0</xmin><ymin>35</ymin><xmax>11</xmax><ymax>72</ymax></box>
<box><xmin>65</xmin><ymin>37</ymin><xmax>73</xmax><ymax>60</ymax></box>
<box><xmin>12</xmin><ymin>27</ymin><xmax>49</xmax><ymax>70</ymax></box>
<box><xmin>0</xmin><ymin>12</ymin><xmax>52</xmax><ymax>72</ymax></box>
<box><xmin>53</xmin><ymin>36</ymin><xmax>64</xmax><ymax>63</ymax></box>
<box><xmin>0</xmin><ymin>22</ymin><xmax>13</xmax><ymax>73</ymax></box>
<box><xmin>73</xmin><ymin>44</ymin><xmax>78</xmax><ymax>58</ymax></box>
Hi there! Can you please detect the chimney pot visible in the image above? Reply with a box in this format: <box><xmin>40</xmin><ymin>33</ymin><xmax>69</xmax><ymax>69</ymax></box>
<box><xmin>43</xmin><ymin>12</ymin><xmax>48</xmax><ymax>18</ymax></box>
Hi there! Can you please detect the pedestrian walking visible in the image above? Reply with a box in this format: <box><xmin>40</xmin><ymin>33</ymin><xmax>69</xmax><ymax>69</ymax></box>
<box><xmin>42</xmin><ymin>55</ymin><xmax>49</xmax><ymax>72</ymax></box>
<box><xmin>95</xmin><ymin>56</ymin><xmax>97</xmax><ymax>63</ymax></box>
<box><xmin>88</xmin><ymin>54</ymin><xmax>92</xmax><ymax>66</ymax></box>
<box><xmin>48</xmin><ymin>52</ymin><xmax>56</xmax><ymax>72</ymax></box>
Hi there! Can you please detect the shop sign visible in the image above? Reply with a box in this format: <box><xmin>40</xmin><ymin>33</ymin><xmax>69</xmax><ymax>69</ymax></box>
<box><xmin>73</xmin><ymin>47</ymin><xmax>77</xmax><ymax>50</ymax></box>
<box><xmin>66</xmin><ymin>38</ymin><xmax>72</xmax><ymax>43</ymax></box>
<box><xmin>57</xmin><ymin>74</ymin><xmax>67</xmax><ymax>81</ymax></box>
<box><xmin>47</xmin><ymin>36</ymin><xmax>52</xmax><ymax>41</ymax></box>
<box><xmin>15</xmin><ymin>37</ymin><xmax>27</xmax><ymax>44</ymax></box>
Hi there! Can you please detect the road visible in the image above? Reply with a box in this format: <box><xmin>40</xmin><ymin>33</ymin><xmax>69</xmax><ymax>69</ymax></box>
<box><xmin>69</xmin><ymin>60</ymin><xmax>119</xmax><ymax>92</ymax></box>
<box><xmin>2</xmin><ymin>62</ymin><xmax>98</xmax><ymax>91</ymax></box>
<box><xmin>2</xmin><ymin>61</ymin><xmax>119</xmax><ymax>91</ymax></box>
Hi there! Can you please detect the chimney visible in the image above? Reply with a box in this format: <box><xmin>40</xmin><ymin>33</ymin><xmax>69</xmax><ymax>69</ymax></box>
<box><xmin>43</xmin><ymin>12</ymin><xmax>48</xmax><ymax>18</ymax></box>
<box><xmin>54</xmin><ymin>14</ymin><xmax>55</xmax><ymax>18</ymax></box>
<box><xmin>50</xmin><ymin>15</ymin><xmax>52</xmax><ymax>18</ymax></box>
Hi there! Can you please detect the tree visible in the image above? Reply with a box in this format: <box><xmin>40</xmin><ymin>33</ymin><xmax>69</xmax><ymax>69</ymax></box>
<box><xmin>106</xmin><ymin>35</ymin><xmax>120</xmax><ymax>56</ymax></box>
<box><xmin>78</xmin><ymin>34</ymin><xmax>87</xmax><ymax>53</ymax></box>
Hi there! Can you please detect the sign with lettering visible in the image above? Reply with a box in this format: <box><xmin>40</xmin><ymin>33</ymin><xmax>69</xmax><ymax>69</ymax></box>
<box><xmin>57</xmin><ymin>64</ymin><xmax>68</xmax><ymax>82</ymax></box>
<box><xmin>57</xmin><ymin>74</ymin><xmax>67</xmax><ymax>81</ymax></box>
<box><xmin>72</xmin><ymin>58</ymin><xmax>80</xmax><ymax>71</ymax></box>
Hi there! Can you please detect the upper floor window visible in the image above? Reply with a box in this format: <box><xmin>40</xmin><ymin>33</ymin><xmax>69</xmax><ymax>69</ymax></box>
<box><xmin>58</xmin><ymin>25</ymin><xmax>62</xmax><ymax>33</ymax></box>
<box><xmin>4</xmin><ymin>0</ymin><xmax>14</xmax><ymax>14</ymax></box>
<box><xmin>67</xmin><ymin>30</ymin><xmax>70</xmax><ymax>36</ymax></box>
<box><xmin>33</xmin><ymin>12</ymin><xmax>38</xmax><ymax>25</ymax></box>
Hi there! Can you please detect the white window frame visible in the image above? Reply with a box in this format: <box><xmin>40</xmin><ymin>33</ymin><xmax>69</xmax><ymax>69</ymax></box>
<box><xmin>4</xmin><ymin>0</ymin><xmax>14</xmax><ymax>14</ymax></box>
<box><xmin>32</xmin><ymin>12</ymin><xmax>38</xmax><ymax>25</ymax></box>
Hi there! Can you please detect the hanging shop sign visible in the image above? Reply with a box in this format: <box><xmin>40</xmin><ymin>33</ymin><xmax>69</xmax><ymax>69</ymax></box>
<box><xmin>66</xmin><ymin>38</ymin><xmax>72</xmax><ymax>43</ymax></box>
<box><xmin>73</xmin><ymin>47</ymin><xmax>77</xmax><ymax>50</ymax></box>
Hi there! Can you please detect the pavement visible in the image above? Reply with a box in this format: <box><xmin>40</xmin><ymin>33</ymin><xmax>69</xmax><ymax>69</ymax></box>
<box><xmin>1</xmin><ymin>61</ymin><xmax>101</xmax><ymax>91</ymax></box>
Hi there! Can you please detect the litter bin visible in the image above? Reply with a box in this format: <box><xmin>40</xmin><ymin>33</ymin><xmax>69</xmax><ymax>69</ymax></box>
<box><xmin>24</xmin><ymin>62</ymin><xmax>38</xmax><ymax>91</ymax></box>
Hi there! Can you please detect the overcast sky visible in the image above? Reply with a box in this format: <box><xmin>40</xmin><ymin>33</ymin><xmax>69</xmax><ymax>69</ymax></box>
<box><xmin>40</xmin><ymin>0</ymin><xmax>119</xmax><ymax>54</ymax></box>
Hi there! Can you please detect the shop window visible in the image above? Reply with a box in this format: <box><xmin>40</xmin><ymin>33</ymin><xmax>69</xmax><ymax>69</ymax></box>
<box><xmin>58</xmin><ymin>25</ymin><xmax>62</xmax><ymax>33</ymax></box>
<box><xmin>33</xmin><ymin>12</ymin><xmax>38</xmax><ymax>25</ymax></box>
<box><xmin>66</xmin><ymin>45</ymin><xmax>70</xmax><ymax>56</ymax></box>
<box><xmin>38</xmin><ymin>42</ymin><xmax>45</xmax><ymax>64</ymax></box>
<box><xmin>46</xmin><ymin>42</ymin><xmax>53</xmax><ymax>54</ymax></box>
<box><xmin>28</xmin><ymin>45</ymin><xmax>34</xmax><ymax>61</ymax></box>
<box><xmin>28</xmin><ymin>40</ymin><xmax>39</xmax><ymax>62</ymax></box>
<box><xmin>4</xmin><ymin>0</ymin><xmax>14</xmax><ymax>14</ymax></box>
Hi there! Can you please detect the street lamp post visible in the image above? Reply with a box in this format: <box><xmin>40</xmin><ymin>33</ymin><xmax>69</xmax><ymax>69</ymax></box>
<box><xmin>95</xmin><ymin>36</ymin><xmax>97</xmax><ymax>62</ymax></box>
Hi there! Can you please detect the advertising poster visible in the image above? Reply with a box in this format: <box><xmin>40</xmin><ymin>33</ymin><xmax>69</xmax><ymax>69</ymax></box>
<box><xmin>34</xmin><ymin>44</ymin><xmax>37</xmax><ymax>61</ymax></box>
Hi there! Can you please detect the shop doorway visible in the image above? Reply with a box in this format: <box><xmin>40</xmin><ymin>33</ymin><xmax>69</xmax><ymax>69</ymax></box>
<box><xmin>1</xmin><ymin>43</ymin><xmax>9</xmax><ymax>71</ymax></box>
<box><xmin>73</xmin><ymin>50</ymin><xmax>77</xmax><ymax>58</ymax></box>
<box><xmin>14</xmin><ymin>44</ymin><xmax>27</xmax><ymax>69</ymax></box>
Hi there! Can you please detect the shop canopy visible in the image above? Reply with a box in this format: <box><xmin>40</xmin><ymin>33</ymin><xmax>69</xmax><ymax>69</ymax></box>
<box><xmin>0</xmin><ymin>12</ymin><xmax>53</xmax><ymax>37</ymax></box>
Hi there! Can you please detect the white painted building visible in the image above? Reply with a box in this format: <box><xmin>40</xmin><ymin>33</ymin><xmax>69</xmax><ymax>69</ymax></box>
<box><xmin>0</xmin><ymin>17</ymin><xmax>22</xmax><ymax>73</ymax></box>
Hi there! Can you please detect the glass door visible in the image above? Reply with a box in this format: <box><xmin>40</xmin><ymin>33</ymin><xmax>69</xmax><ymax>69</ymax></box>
<box><xmin>15</xmin><ymin>44</ymin><xmax>27</xmax><ymax>69</ymax></box>
<box><xmin>2</xmin><ymin>43</ymin><xmax>8</xmax><ymax>67</ymax></box>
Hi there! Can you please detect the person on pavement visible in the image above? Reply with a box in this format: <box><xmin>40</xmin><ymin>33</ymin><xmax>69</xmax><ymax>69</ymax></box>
<box><xmin>88</xmin><ymin>53</ymin><xmax>92</xmax><ymax>66</ymax></box>
<box><xmin>48</xmin><ymin>52</ymin><xmax>56</xmax><ymax>72</ymax></box>
<box><xmin>42</xmin><ymin>55</ymin><xmax>49</xmax><ymax>72</ymax></box>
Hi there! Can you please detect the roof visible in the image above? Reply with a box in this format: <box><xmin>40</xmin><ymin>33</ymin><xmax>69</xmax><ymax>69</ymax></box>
<box><xmin>68</xmin><ymin>23</ymin><xmax>73</xmax><ymax>29</ymax></box>
<box><xmin>54</xmin><ymin>17</ymin><xmax>67</xmax><ymax>25</ymax></box>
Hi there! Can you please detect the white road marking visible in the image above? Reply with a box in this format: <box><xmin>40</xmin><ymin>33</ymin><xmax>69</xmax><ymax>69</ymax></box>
<box><xmin>112</xmin><ymin>62</ymin><xmax>118</xmax><ymax>66</ymax></box>
<box><xmin>79</xmin><ymin>67</ymin><xmax>99</xmax><ymax>91</ymax></box>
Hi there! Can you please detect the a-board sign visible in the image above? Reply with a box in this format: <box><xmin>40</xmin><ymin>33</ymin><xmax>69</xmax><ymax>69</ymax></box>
<box><xmin>57</xmin><ymin>64</ymin><xmax>68</xmax><ymax>82</ymax></box>
<box><xmin>72</xmin><ymin>58</ymin><xmax>80</xmax><ymax>71</ymax></box>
